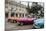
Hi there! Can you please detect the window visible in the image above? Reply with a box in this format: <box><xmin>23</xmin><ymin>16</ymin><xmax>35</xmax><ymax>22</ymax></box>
<box><xmin>11</xmin><ymin>13</ymin><xmax>15</xmax><ymax>17</ymax></box>
<box><xmin>19</xmin><ymin>14</ymin><xmax>24</xmax><ymax>17</ymax></box>
<box><xmin>16</xmin><ymin>13</ymin><xmax>18</xmax><ymax>17</ymax></box>
<box><xmin>5</xmin><ymin>12</ymin><xmax>8</xmax><ymax>17</ymax></box>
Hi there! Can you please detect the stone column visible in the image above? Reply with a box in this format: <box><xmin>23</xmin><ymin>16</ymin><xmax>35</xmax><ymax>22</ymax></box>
<box><xmin>21</xmin><ymin>13</ymin><xmax>22</xmax><ymax>17</ymax></box>
<box><xmin>14</xmin><ymin>13</ymin><xmax>16</xmax><ymax>17</ymax></box>
<box><xmin>8</xmin><ymin>11</ymin><xmax>11</xmax><ymax>17</ymax></box>
<box><xmin>24</xmin><ymin>14</ymin><xmax>25</xmax><ymax>17</ymax></box>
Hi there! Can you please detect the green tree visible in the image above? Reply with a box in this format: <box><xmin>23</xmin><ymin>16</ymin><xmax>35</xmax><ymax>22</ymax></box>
<box><xmin>26</xmin><ymin>2</ymin><xmax>43</xmax><ymax>14</ymax></box>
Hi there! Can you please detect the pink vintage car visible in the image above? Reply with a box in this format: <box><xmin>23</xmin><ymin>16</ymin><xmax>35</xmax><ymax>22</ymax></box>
<box><xmin>8</xmin><ymin>17</ymin><xmax>36</xmax><ymax>25</ymax></box>
<box><xmin>8</xmin><ymin>17</ymin><xmax>16</xmax><ymax>23</ymax></box>
<box><xmin>16</xmin><ymin>17</ymin><xmax>35</xmax><ymax>25</ymax></box>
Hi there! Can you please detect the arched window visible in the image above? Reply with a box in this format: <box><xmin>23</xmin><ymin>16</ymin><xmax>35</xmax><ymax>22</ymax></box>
<box><xmin>11</xmin><ymin>13</ymin><xmax>15</xmax><ymax>17</ymax></box>
<box><xmin>5</xmin><ymin>12</ymin><xmax>8</xmax><ymax>18</ymax></box>
<box><xmin>16</xmin><ymin>13</ymin><xmax>18</xmax><ymax>17</ymax></box>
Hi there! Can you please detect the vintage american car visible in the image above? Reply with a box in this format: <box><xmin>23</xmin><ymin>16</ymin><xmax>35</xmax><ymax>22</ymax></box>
<box><xmin>8</xmin><ymin>17</ymin><xmax>36</xmax><ymax>25</ymax></box>
<box><xmin>33</xmin><ymin>18</ymin><xmax>44</xmax><ymax>29</ymax></box>
<box><xmin>8</xmin><ymin>17</ymin><xmax>18</xmax><ymax>23</ymax></box>
<box><xmin>16</xmin><ymin>17</ymin><xmax>35</xmax><ymax>25</ymax></box>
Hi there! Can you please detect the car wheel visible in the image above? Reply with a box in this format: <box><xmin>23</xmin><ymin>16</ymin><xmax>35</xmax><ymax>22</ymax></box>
<box><xmin>20</xmin><ymin>23</ymin><xmax>23</xmax><ymax>26</ymax></box>
<box><xmin>10</xmin><ymin>20</ymin><xmax>13</xmax><ymax>23</ymax></box>
<box><xmin>17</xmin><ymin>22</ymin><xmax>20</xmax><ymax>25</ymax></box>
<box><xmin>13</xmin><ymin>20</ymin><xmax>15</xmax><ymax>23</ymax></box>
<box><xmin>15</xmin><ymin>20</ymin><xmax>17</xmax><ymax>23</ymax></box>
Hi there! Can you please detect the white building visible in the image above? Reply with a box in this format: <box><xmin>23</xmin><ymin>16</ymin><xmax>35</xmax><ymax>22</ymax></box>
<box><xmin>5</xmin><ymin>1</ymin><xmax>28</xmax><ymax>18</ymax></box>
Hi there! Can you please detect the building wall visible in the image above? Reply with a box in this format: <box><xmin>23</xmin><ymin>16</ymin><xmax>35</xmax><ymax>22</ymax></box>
<box><xmin>5</xmin><ymin>1</ymin><xmax>28</xmax><ymax>18</ymax></box>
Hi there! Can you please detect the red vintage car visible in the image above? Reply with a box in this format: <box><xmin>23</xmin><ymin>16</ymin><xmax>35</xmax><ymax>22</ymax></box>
<box><xmin>8</xmin><ymin>17</ymin><xmax>36</xmax><ymax>25</ymax></box>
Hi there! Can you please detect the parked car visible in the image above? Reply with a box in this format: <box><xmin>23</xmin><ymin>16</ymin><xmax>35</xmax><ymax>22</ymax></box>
<box><xmin>8</xmin><ymin>16</ymin><xmax>36</xmax><ymax>25</ymax></box>
<box><xmin>8</xmin><ymin>17</ymin><xmax>17</xmax><ymax>23</ymax></box>
<box><xmin>33</xmin><ymin>18</ymin><xmax>44</xmax><ymax>29</ymax></box>
<box><xmin>16</xmin><ymin>17</ymin><xmax>36</xmax><ymax>25</ymax></box>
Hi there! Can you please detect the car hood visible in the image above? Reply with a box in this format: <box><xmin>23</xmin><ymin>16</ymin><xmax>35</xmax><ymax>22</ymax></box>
<box><xmin>34</xmin><ymin>18</ymin><xmax>44</xmax><ymax>25</ymax></box>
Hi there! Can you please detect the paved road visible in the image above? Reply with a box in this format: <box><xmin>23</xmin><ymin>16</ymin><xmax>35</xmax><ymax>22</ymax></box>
<box><xmin>5</xmin><ymin>18</ymin><xmax>33</xmax><ymax>31</ymax></box>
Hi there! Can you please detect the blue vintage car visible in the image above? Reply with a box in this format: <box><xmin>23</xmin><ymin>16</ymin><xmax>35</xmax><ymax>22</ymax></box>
<box><xmin>33</xmin><ymin>18</ymin><xmax>44</xmax><ymax>29</ymax></box>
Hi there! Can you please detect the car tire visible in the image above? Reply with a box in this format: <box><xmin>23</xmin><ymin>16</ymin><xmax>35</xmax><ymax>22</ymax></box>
<box><xmin>15</xmin><ymin>20</ymin><xmax>17</xmax><ymax>23</ymax></box>
<box><xmin>20</xmin><ymin>23</ymin><xmax>23</xmax><ymax>26</ymax></box>
<box><xmin>17</xmin><ymin>22</ymin><xmax>20</xmax><ymax>25</ymax></box>
<box><xmin>10</xmin><ymin>19</ymin><xmax>13</xmax><ymax>23</ymax></box>
<box><xmin>13</xmin><ymin>20</ymin><xmax>17</xmax><ymax>23</ymax></box>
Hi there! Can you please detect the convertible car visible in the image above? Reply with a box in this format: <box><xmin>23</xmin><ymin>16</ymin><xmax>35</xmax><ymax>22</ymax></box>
<box><xmin>33</xmin><ymin>18</ymin><xmax>44</xmax><ymax>29</ymax></box>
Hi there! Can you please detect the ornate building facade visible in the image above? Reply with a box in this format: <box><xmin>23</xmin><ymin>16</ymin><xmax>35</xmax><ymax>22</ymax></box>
<box><xmin>5</xmin><ymin>1</ymin><xmax>28</xmax><ymax>18</ymax></box>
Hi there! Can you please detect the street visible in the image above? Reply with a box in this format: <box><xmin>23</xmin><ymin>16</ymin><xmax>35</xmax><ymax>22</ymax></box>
<box><xmin>5</xmin><ymin>18</ymin><xmax>33</xmax><ymax>31</ymax></box>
